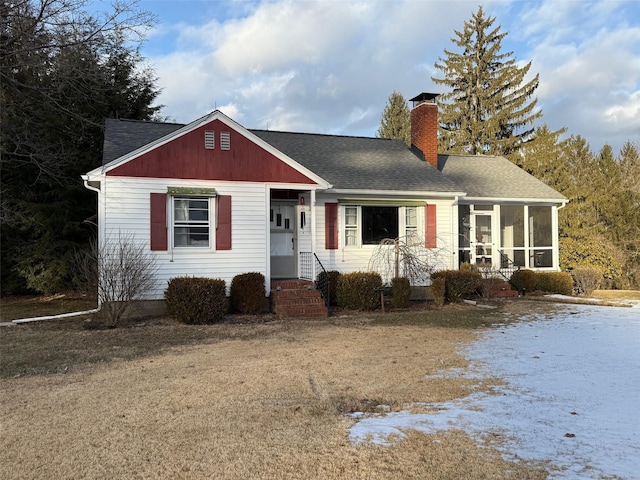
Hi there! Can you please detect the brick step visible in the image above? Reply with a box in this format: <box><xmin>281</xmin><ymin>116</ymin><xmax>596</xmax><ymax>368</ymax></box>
<box><xmin>487</xmin><ymin>280</ymin><xmax>519</xmax><ymax>298</ymax></box>
<box><xmin>274</xmin><ymin>304</ymin><xmax>328</xmax><ymax>317</ymax></box>
<box><xmin>271</xmin><ymin>280</ymin><xmax>315</xmax><ymax>290</ymax></box>
<box><xmin>271</xmin><ymin>289</ymin><xmax>323</xmax><ymax>300</ymax></box>
<box><xmin>270</xmin><ymin>279</ymin><xmax>328</xmax><ymax>318</ymax></box>
<box><xmin>273</xmin><ymin>296</ymin><xmax>326</xmax><ymax>306</ymax></box>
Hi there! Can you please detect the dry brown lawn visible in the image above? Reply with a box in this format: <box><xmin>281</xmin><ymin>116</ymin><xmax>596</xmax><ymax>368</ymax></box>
<box><xmin>1</xmin><ymin>306</ymin><xmax>550</xmax><ymax>479</ymax></box>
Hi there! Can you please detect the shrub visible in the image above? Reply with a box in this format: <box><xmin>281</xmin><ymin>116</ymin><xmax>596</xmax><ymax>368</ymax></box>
<box><xmin>430</xmin><ymin>277</ymin><xmax>446</xmax><ymax>307</ymax></box>
<box><xmin>230</xmin><ymin>272</ymin><xmax>266</xmax><ymax>314</ymax></box>
<box><xmin>480</xmin><ymin>276</ymin><xmax>510</xmax><ymax>299</ymax></box>
<box><xmin>430</xmin><ymin>269</ymin><xmax>482</xmax><ymax>303</ymax></box>
<box><xmin>165</xmin><ymin>277</ymin><xmax>228</xmax><ymax>324</ymax></box>
<box><xmin>391</xmin><ymin>277</ymin><xmax>411</xmax><ymax>308</ymax></box>
<box><xmin>560</xmin><ymin>235</ymin><xmax>623</xmax><ymax>283</ymax></box>
<box><xmin>317</xmin><ymin>270</ymin><xmax>341</xmax><ymax>306</ymax></box>
<box><xmin>537</xmin><ymin>272</ymin><xmax>574</xmax><ymax>295</ymax></box>
<box><xmin>510</xmin><ymin>269</ymin><xmax>537</xmax><ymax>294</ymax></box>
<box><xmin>570</xmin><ymin>266</ymin><xmax>604</xmax><ymax>296</ymax></box>
<box><xmin>336</xmin><ymin>272</ymin><xmax>382</xmax><ymax>311</ymax></box>
<box><xmin>459</xmin><ymin>262</ymin><xmax>481</xmax><ymax>276</ymax></box>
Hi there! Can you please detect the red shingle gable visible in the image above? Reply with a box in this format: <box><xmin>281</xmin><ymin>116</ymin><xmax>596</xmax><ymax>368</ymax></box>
<box><xmin>107</xmin><ymin>119</ymin><xmax>317</xmax><ymax>184</ymax></box>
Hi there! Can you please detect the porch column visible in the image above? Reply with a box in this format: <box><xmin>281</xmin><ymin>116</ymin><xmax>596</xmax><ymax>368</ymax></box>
<box><xmin>552</xmin><ymin>205</ymin><xmax>560</xmax><ymax>271</ymax></box>
<box><xmin>310</xmin><ymin>189</ymin><xmax>317</xmax><ymax>282</ymax></box>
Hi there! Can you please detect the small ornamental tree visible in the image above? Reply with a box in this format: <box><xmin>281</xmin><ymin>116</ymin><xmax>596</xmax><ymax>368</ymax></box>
<box><xmin>76</xmin><ymin>232</ymin><xmax>157</xmax><ymax>327</ymax></box>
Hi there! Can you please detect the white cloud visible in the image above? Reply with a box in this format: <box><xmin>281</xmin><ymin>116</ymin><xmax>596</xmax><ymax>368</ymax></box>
<box><xmin>143</xmin><ymin>0</ymin><xmax>640</xmax><ymax>152</ymax></box>
<box><xmin>605</xmin><ymin>91</ymin><xmax>640</xmax><ymax>127</ymax></box>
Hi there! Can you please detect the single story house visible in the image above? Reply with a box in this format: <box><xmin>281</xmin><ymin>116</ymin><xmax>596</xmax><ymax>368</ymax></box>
<box><xmin>83</xmin><ymin>93</ymin><xmax>567</xmax><ymax>306</ymax></box>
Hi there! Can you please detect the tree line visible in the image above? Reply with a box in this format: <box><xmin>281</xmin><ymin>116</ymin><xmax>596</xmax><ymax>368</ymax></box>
<box><xmin>1</xmin><ymin>3</ymin><xmax>637</xmax><ymax>294</ymax></box>
<box><xmin>378</xmin><ymin>7</ymin><xmax>640</xmax><ymax>288</ymax></box>
<box><xmin>1</xmin><ymin>0</ymin><xmax>161</xmax><ymax>294</ymax></box>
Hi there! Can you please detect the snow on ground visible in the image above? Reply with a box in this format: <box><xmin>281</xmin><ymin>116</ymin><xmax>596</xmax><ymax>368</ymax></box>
<box><xmin>349</xmin><ymin>302</ymin><xmax>640</xmax><ymax>479</ymax></box>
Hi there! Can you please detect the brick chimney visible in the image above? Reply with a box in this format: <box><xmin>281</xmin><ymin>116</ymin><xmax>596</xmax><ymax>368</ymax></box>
<box><xmin>410</xmin><ymin>93</ymin><xmax>439</xmax><ymax>168</ymax></box>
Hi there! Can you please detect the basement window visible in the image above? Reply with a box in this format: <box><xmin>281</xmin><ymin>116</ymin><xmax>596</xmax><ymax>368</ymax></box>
<box><xmin>220</xmin><ymin>131</ymin><xmax>231</xmax><ymax>150</ymax></box>
<box><xmin>204</xmin><ymin>130</ymin><xmax>215</xmax><ymax>149</ymax></box>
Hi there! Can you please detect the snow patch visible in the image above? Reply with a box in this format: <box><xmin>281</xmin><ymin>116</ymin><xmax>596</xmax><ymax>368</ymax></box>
<box><xmin>349</xmin><ymin>304</ymin><xmax>640</xmax><ymax>479</ymax></box>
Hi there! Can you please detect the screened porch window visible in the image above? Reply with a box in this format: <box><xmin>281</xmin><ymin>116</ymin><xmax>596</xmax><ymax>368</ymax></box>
<box><xmin>529</xmin><ymin>206</ymin><xmax>553</xmax><ymax>267</ymax></box>
<box><xmin>499</xmin><ymin>205</ymin><xmax>553</xmax><ymax>268</ymax></box>
<box><xmin>500</xmin><ymin>205</ymin><xmax>525</xmax><ymax>267</ymax></box>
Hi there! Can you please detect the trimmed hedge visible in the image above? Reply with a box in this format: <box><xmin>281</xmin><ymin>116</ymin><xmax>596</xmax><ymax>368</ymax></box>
<box><xmin>391</xmin><ymin>277</ymin><xmax>411</xmax><ymax>308</ymax></box>
<box><xmin>230</xmin><ymin>272</ymin><xmax>266</xmax><ymax>314</ymax></box>
<box><xmin>510</xmin><ymin>269</ymin><xmax>538</xmax><ymax>293</ymax></box>
<box><xmin>165</xmin><ymin>276</ymin><xmax>228</xmax><ymax>324</ymax></box>
<box><xmin>537</xmin><ymin>271</ymin><xmax>573</xmax><ymax>295</ymax></box>
<box><xmin>317</xmin><ymin>270</ymin><xmax>341</xmax><ymax>306</ymax></box>
<box><xmin>430</xmin><ymin>277</ymin><xmax>446</xmax><ymax>307</ymax></box>
<box><xmin>336</xmin><ymin>272</ymin><xmax>382</xmax><ymax>311</ymax></box>
<box><xmin>430</xmin><ymin>269</ymin><xmax>482</xmax><ymax>303</ymax></box>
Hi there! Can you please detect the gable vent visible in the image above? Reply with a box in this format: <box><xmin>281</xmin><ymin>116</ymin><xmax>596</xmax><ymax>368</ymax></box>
<box><xmin>220</xmin><ymin>131</ymin><xmax>231</xmax><ymax>150</ymax></box>
<box><xmin>204</xmin><ymin>130</ymin><xmax>215</xmax><ymax>149</ymax></box>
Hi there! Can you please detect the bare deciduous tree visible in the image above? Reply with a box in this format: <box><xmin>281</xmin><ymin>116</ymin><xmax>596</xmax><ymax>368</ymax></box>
<box><xmin>367</xmin><ymin>235</ymin><xmax>450</xmax><ymax>286</ymax></box>
<box><xmin>76</xmin><ymin>232</ymin><xmax>156</xmax><ymax>327</ymax></box>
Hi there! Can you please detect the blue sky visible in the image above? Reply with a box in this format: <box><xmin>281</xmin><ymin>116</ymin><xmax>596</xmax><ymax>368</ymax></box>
<box><xmin>109</xmin><ymin>0</ymin><xmax>640</xmax><ymax>154</ymax></box>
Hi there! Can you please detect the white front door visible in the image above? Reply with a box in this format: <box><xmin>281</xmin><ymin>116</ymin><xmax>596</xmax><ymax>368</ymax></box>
<box><xmin>270</xmin><ymin>202</ymin><xmax>297</xmax><ymax>278</ymax></box>
<box><xmin>471</xmin><ymin>212</ymin><xmax>494</xmax><ymax>268</ymax></box>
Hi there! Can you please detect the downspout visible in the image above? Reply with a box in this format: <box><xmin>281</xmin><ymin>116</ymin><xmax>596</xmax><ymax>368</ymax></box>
<box><xmin>12</xmin><ymin>307</ymin><xmax>100</xmax><ymax>325</ymax></box>
<box><xmin>82</xmin><ymin>175</ymin><xmax>105</xmax><ymax>308</ymax></box>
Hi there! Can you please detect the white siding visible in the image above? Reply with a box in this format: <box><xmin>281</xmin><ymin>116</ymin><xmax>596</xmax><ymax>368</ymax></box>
<box><xmin>312</xmin><ymin>195</ymin><xmax>456</xmax><ymax>284</ymax></box>
<box><xmin>102</xmin><ymin>177</ymin><xmax>268</xmax><ymax>299</ymax></box>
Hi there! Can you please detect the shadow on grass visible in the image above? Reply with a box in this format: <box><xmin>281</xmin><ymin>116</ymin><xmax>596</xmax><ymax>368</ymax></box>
<box><xmin>1</xmin><ymin>301</ymin><xmax>508</xmax><ymax>379</ymax></box>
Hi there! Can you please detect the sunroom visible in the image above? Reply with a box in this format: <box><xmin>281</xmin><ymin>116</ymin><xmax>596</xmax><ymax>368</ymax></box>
<box><xmin>457</xmin><ymin>203</ymin><xmax>559</xmax><ymax>272</ymax></box>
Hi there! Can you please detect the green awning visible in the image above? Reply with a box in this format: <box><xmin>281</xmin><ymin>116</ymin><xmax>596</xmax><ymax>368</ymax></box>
<box><xmin>167</xmin><ymin>187</ymin><xmax>217</xmax><ymax>196</ymax></box>
<box><xmin>337</xmin><ymin>199</ymin><xmax>427</xmax><ymax>206</ymax></box>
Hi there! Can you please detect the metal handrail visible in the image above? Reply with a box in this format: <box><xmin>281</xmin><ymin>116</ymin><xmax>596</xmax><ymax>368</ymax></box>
<box><xmin>313</xmin><ymin>253</ymin><xmax>331</xmax><ymax>307</ymax></box>
<box><xmin>498</xmin><ymin>250</ymin><xmax>520</xmax><ymax>281</ymax></box>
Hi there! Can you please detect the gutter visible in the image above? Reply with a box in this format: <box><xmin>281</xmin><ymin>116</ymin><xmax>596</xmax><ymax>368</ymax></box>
<box><xmin>326</xmin><ymin>188</ymin><xmax>466</xmax><ymax>198</ymax></box>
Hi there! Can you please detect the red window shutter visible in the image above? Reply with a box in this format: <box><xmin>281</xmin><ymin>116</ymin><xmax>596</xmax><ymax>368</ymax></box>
<box><xmin>216</xmin><ymin>195</ymin><xmax>232</xmax><ymax>250</ymax></box>
<box><xmin>325</xmin><ymin>202</ymin><xmax>338</xmax><ymax>250</ymax></box>
<box><xmin>150</xmin><ymin>193</ymin><xmax>168</xmax><ymax>251</ymax></box>
<box><xmin>425</xmin><ymin>204</ymin><xmax>437</xmax><ymax>248</ymax></box>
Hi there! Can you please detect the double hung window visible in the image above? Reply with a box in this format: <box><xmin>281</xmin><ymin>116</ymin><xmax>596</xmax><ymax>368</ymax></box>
<box><xmin>173</xmin><ymin>197</ymin><xmax>211</xmax><ymax>248</ymax></box>
<box><xmin>405</xmin><ymin>206</ymin><xmax>418</xmax><ymax>244</ymax></box>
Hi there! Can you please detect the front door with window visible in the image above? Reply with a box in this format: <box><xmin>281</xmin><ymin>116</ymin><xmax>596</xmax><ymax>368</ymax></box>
<box><xmin>471</xmin><ymin>212</ymin><xmax>494</xmax><ymax>268</ymax></box>
<box><xmin>270</xmin><ymin>202</ymin><xmax>297</xmax><ymax>278</ymax></box>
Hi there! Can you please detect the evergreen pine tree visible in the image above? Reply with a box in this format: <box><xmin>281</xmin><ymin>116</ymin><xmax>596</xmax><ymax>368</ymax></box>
<box><xmin>518</xmin><ymin>124</ymin><xmax>569</xmax><ymax>190</ymax></box>
<box><xmin>0</xmin><ymin>0</ymin><xmax>161</xmax><ymax>293</ymax></box>
<box><xmin>377</xmin><ymin>91</ymin><xmax>411</xmax><ymax>146</ymax></box>
<box><xmin>432</xmin><ymin>6</ymin><xmax>542</xmax><ymax>161</ymax></box>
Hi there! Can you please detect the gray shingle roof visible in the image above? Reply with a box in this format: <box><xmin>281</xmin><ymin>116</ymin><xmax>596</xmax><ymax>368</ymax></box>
<box><xmin>438</xmin><ymin>154</ymin><xmax>567</xmax><ymax>200</ymax></box>
<box><xmin>101</xmin><ymin>118</ymin><xmax>566</xmax><ymax>201</ymax></box>
<box><xmin>102</xmin><ymin>118</ymin><xmax>183</xmax><ymax>164</ymax></box>
<box><xmin>251</xmin><ymin>130</ymin><xmax>461</xmax><ymax>193</ymax></box>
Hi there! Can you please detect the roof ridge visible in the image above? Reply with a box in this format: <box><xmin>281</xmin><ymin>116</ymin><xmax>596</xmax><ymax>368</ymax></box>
<box><xmin>108</xmin><ymin>118</ymin><xmax>186</xmax><ymax>127</ymax></box>
<box><xmin>249</xmin><ymin>129</ymin><xmax>397</xmax><ymax>142</ymax></box>
<box><xmin>438</xmin><ymin>153</ymin><xmax>502</xmax><ymax>159</ymax></box>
